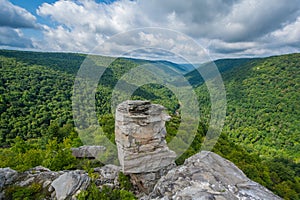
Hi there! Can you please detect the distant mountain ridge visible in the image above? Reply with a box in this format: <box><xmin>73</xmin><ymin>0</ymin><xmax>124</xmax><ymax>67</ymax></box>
<box><xmin>123</xmin><ymin>57</ymin><xmax>195</xmax><ymax>74</ymax></box>
<box><xmin>184</xmin><ymin>57</ymin><xmax>258</xmax><ymax>86</ymax></box>
<box><xmin>0</xmin><ymin>49</ymin><xmax>194</xmax><ymax>75</ymax></box>
<box><xmin>0</xmin><ymin>49</ymin><xmax>256</xmax><ymax>77</ymax></box>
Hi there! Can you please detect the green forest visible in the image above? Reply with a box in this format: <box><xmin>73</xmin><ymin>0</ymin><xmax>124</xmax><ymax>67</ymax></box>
<box><xmin>0</xmin><ymin>49</ymin><xmax>299</xmax><ymax>199</ymax></box>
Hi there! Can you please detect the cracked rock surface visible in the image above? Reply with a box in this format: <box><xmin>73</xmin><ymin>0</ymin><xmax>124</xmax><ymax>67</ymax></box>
<box><xmin>148</xmin><ymin>151</ymin><xmax>282</xmax><ymax>200</ymax></box>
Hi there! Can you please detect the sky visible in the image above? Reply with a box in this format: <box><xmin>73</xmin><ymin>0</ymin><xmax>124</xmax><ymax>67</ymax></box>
<box><xmin>1</xmin><ymin>0</ymin><xmax>300</xmax><ymax>62</ymax></box>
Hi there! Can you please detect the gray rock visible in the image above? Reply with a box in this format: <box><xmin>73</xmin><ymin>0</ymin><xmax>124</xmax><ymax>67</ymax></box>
<box><xmin>0</xmin><ymin>192</ymin><xmax>4</xmax><ymax>200</ymax></box>
<box><xmin>149</xmin><ymin>151</ymin><xmax>282</xmax><ymax>200</ymax></box>
<box><xmin>51</xmin><ymin>170</ymin><xmax>91</xmax><ymax>200</ymax></box>
<box><xmin>0</xmin><ymin>167</ymin><xmax>18</xmax><ymax>189</ymax></box>
<box><xmin>94</xmin><ymin>164</ymin><xmax>121</xmax><ymax>186</ymax></box>
<box><xmin>115</xmin><ymin>100</ymin><xmax>176</xmax><ymax>174</ymax></box>
<box><xmin>28</xmin><ymin>166</ymin><xmax>51</xmax><ymax>172</ymax></box>
<box><xmin>18</xmin><ymin>176</ymin><xmax>35</xmax><ymax>187</ymax></box>
<box><xmin>16</xmin><ymin>166</ymin><xmax>60</xmax><ymax>188</ymax></box>
<box><xmin>71</xmin><ymin>145</ymin><xmax>106</xmax><ymax>159</ymax></box>
<box><xmin>0</xmin><ymin>167</ymin><xmax>61</xmax><ymax>200</ymax></box>
<box><xmin>130</xmin><ymin>163</ymin><xmax>175</xmax><ymax>195</ymax></box>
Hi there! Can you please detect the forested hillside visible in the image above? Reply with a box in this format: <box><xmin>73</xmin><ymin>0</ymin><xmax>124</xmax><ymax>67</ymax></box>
<box><xmin>185</xmin><ymin>58</ymin><xmax>256</xmax><ymax>86</ymax></box>
<box><xmin>0</xmin><ymin>50</ymin><xmax>299</xmax><ymax>199</ymax></box>
<box><xmin>193</xmin><ymin>54</ymin><xmax>300</xmax><ymax>199</ymax></box>
<box><xmin>190</xmin><ymin>53</ymin><xmax>300</xmax><ymax>160</ymax></box>
<box><xmin>225</xmin><ymin>54</ymin><xmax>300</xmax><ymax>160</ymax></box>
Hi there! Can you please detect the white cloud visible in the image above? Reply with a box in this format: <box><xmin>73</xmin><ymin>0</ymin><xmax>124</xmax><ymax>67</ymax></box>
<box><xmin>0</xmin><ymin>27</ymin><xmax>33</xmax><ymax>48</ymax></box>
<box><xmin>214</xmin><ymin>0</ymin><xmax>300</xmax><ymax>42</ymax></box>
<box><xmin>271</xmin><ymin>17</ymin><xmax>300</xmax><ymax>47</ymax></box>
<box><xmin>209</xmin><ymin>40</ymin><xmax>258</xmax><ymax>53</ymax></box>
<box><xmin>11</xmin><ymin>0</ymin><xmax>300</xmax><ymax>60</ymax></box>
<box><xmin>88</xmin><ymin>28</ymin><xmax>210</xmax><ymax>63</ymax></box>
<box><xmin>0</xmin><ymin>0</ymin><xmax>37</xmax><ymax>28</ymax></box>
<box><xmin>0</xmin><ymin>0</ymin><xmax>39</xmax><ymax>49</ymax></box>
<box><xmin>36</xmin><ymin>24</ymin><xmax>105</xmax><ymax>52</ymax></box>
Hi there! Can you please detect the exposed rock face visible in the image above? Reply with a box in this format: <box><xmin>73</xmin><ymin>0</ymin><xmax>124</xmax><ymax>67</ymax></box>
<box><xmin>149</xmin><ymin>151</ymin><xmax>282</xmax><ymax>200</ymax></box>
<box><xmin>130</xmin><ymin>163</ymin><xmax>176</xmax><ymax>195</ymax></box>
<box><xmin>0</xmin><ymin>164</ymin><xmax>127</xmax><ymax>200</ymax></box>
<box><xmin>93</xmin><ymin>164</ymin><xmax>121</xmax><ymax>188</ymax></box>
<box><xmin>0</xmin><ymin>101</ymin><xmax>283</xmax><ymax>199</ymax></box>
<box><xmin>71</xmin><ymin>145</ymin><xmax>106</xmax><ymax>159</ymax></box>
<box><xmin>115</xmin><ymin>100</ymin><xmax>176</xmax><ymax>174</ymax></box>
<box><xmin>0</xmin><ymin>166</ymin><xmax>61</xmax><ymax>200</ymax></box>
<box><xmin>0</xmin><ymin>167</ymin><xmax>18</xmax><ymax>199</ymax></box>
<box><xmin>51</xmin><ymin>170</ymin><xmax>90</xmax><ymax>200</ymax></box>
<box><xmin>0</xmin><ymin>167</ymin><xmax>18</xmax><ymax>189</ymax></box>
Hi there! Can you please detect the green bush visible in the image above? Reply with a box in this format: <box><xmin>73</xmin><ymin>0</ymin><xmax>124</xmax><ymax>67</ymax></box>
<box><xmin>118</xmin><ymin>172</ymin><xmax>133</xmax><ymax>191</ymax></box>
<box><xmin>5</xmin><ymin>183</ymin><xmax>45</xmax><ymax>200</ymax></box>
<box><xmin>77</xmin><ymin>183</ymin><xmax>136</xmax><ymax>200</ymax></box>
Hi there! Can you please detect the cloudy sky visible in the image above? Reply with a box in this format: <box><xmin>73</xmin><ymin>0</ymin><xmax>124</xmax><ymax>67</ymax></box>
<box><xmin>1</xmin><ymin>0</ymin><xmax>300</xmax><ymax>62</ymax></box>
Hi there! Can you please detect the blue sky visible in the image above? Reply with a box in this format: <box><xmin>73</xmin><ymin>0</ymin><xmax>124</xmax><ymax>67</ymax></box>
<box><xmin>1</xmin><ymin>0</ymin><xmax>300</xmax><ymax>62</ymax></box>
<box><xmin>10</xmin><ymin>0</ymin><xmax>57</xmax><ymax>25</ymax></box>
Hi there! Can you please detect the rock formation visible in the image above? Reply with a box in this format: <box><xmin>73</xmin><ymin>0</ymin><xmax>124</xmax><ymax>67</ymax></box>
<box><xmin>115</xmin><ymin>100</ymin><xmax>176</xmax><ymax>174</ymax></box>
<box><xmin>71</xmin><ymin>145</ymin><xmax>106</xmax><ymax>159</ymax></box>
<box><xmin>0</xmin><ymin>166</ymin><xmax>61</xmax><ymax>199</ymax></box>
<box><xmin>0</xmin><ymin>165</ymin><xmax>122</xmax><ymax>200</ymax></box>
<box><xmin>0</xmin><ymin>101</ymin><xmax>283</xmax><ymax>199</ymax></box>
<box><xmin>51</xmin><ymin>170</ymin><xmax>90</xmax><ymax>200</ymax></box>
<box><xmin>0</xmin><ymin>151</ymin><xmax>282</xmax><ymax>199</ymax></box>
<box><xmin>148</xmin><ymin>151</ymin><xmax>282</xmax><ymax>200</ymax></box>
<box><xmin>93</xmin><ymin>164</ymin><xmax>121</xmax><ymax>187</ymax></box>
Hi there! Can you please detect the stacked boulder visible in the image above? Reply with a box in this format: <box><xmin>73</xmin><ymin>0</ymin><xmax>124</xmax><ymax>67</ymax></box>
<box><xmin>115</xmin><ymin>100</ymin><xmax>176</xmax><ymax>193</ymax></box>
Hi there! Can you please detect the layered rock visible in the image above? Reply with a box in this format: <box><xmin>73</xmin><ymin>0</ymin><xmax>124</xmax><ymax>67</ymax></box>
<box><xmin>0</xmin><ymin>153</ymin><xmax>282</xmax><ymax>200</ymax></box>
<box><xmin>0</xmin><ymin>165</ymin><xmax>122</xmax><ymax>200</ymax></box>
<box><xmin>0</xmin><ymin>167</ymin><xmax>18</xmax><ymax>189</ymax></box>
<box><xmin>0</xmin><ymin>166</ymin><xmax>61</xmax><ymax>200</ymax></box>
<box><xmin>51</xmin><ymin>170</ymin><xmax>90</xmax><ymax>200</ymax></box>
<box><xmin>148</xmin><ymin>151</ymin><xmax>282</xmax><ymax>200</ymax></box>
<box><xmin>71</xmin><ymin>145</ymin><xmax>106</xmax><ymax>159</ymax></box>
<box><xmin>0</xmin><ymin>167</ymin><xmax>18</xmax><ymax>199</ymax></box>
<box><xmin>115</xmin><ymin>100</ymin><xmax>176</xmax><ymax>174</ymax></box>
<box><xmin>93</xmin><ymin>164</ymin><xmax>121</xmax><ymax>188</ymax></box>
<box><xmin>0</xmin><ymin>101</ymin><xmax>283</xmax><ymax>199</ymax></box>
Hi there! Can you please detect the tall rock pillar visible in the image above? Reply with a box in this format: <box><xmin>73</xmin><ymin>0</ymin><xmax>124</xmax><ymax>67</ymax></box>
<box><xmin>115</xmin><ymin>100</ymin><xmax>176</xmax><ymax>174</ymax></box>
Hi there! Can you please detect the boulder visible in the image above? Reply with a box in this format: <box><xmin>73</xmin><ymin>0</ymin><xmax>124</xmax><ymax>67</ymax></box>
<box><xmin>71</xmin><ymin>145</ymin><xmax>106</xmax><ymax>159</ymax></box>
<box><xmin>0</xmin><ymin>166</ymin><xmax>61</xmax><ymax>200</ymax></box>
<box><xmin>51</xmin><ymin>170</ymin><xmax>91</xmax><ymax>200</ymax></box>
<box><xmin>0</xmin><ymin>168</ymin><xmax>18</xmax><ymax>189</ymax></box>
<box><xmin>17</xmin><ymin>166</ymin><xmax>61</xmax><ymax>187</ymax></box>
<box><xmin>94</xmin><ymin>164</ymin><xmax>121</xmax><ymax>187</ymax></box>
<box><xmin>130</xmin><ymin>163</ymin><xmax>176</xmax><ymax>195</ymax></box>
<box><xmin>115</xmin><ymin>100</ymin><xmax>176</xmax><ymax>174</ymax></box>
<box><xmin>149</xmin><ymin>151</ymin><xmax>282</xmax><ymax>200</ymax></box>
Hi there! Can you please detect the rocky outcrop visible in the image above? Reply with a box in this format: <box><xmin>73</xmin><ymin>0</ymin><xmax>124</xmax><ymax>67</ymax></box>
<box><xmin>130</xmin><ymin>163</ymin><xmax>176</xmax><ymax>195</ymax></box>
<box><xmin>148</xmin><ymin>151</ymin><xmax>282</xmax><ymax>200</ymax></box>
<box><xmin>71</xmin><ymin>145</ymin><xmax>106</xmax><ymax>159</ymax></box>
<box><xmin>51</xmin><ymin>170</ymin><xmax>90</xmax><ymax>200</ymax></box>
<box><xmin>0</xmin><ymin>167</ymin><xmax>18</xmax><ymax>199</ymax></box>
<box><xmin>0</xmin><ymin>167</ymin><xmax>18</xmax><ymax>189</ymax></box>
<box><xmin>0</xmin><ymin>151</ymin><xmax>282</xmax><ymax>200</ymax></box>
<box><xmin>0</xmin><ymin>101</ymin><xmax>283</xmax><ymax>199</ymax></box>
<box><xmin>115</xmin><ymin>100</ymin><xmax>176</xmax><ymax>174</ymax></box>
<box><xmin>0</xmin><ymin>165</ymin><xmax>121</xmax><ymax>200</ymax></box>
<box><xmin>0</xmin><ymin>166</ymin><xmax>61</xmax><ymax>199</ymax></box>
<box><xmin>93</xmin><ymin>164</ymin><xmax>121</xmax><ymax>188</ymax></box>
<box><xmin>115</xmin><ymin>100</ymin><xmax>177</xmax><ymax>194</ymax></box>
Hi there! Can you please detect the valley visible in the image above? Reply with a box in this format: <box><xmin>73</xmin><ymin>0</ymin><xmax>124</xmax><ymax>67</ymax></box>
<box><xmin>0</xmin><ymin>50</ymin><xmax>299</xmax><ymax>199</ymax></box>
